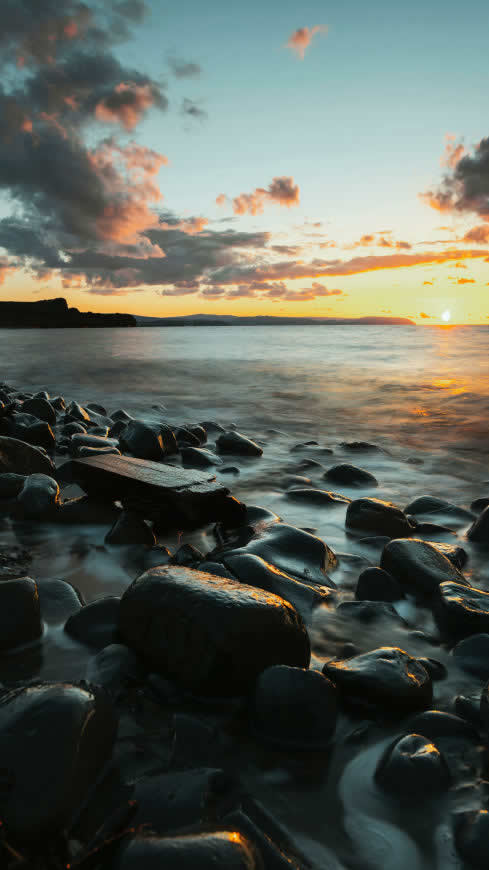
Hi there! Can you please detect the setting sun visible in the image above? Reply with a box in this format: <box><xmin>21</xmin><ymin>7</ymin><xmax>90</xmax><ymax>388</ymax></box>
<box><xmin>441</xmin><ymin>310</ymin><xmax>451</xmax><ymax>322</ymax></box>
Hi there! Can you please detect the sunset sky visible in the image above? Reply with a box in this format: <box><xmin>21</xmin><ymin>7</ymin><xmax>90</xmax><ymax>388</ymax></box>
<box><xmin>2</xmin><ymin>0</ymin><xmax>489</xmax><ymax>323</ymax></box>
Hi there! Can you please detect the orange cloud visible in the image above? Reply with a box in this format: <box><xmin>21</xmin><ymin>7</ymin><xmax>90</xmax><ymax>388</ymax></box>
<box><xmin>349</xmin><ymin>233</ymin><xmax>411</xmax><ymax>250</ymax></box>
<box><xmin>95</xmin><ymin>82</ymin><xmax>158</xmax><ymax>131</ymax></box>
<box><xmin>286</xmin><ymin>26</ymin><xmax>327</xmax><ymax>59</ymax></box>
<box><xmin>464</xmin><ymin>225</ymin><xmax>489</xmax><ymax>244</ymax></box>
<box><xmin>231</xmin><ymin>176</ymin><xmax>299</xmax><ymax>215</ymax></box>
<box><xmin>441</xmin><ymin>134</ymin><xmax>465</xmax><ymax>169</ymax></box>
<box><xmin>456</xmin><ymin>277</ymin><xmax>475</xmax><ymax>284</ymax></box>
<box><xmin>216</xmin><ymin>194</ymin><xmax>227</xmax><ymax>207</ymax></box>
<box><xmin>419</xmin><ymin>312</ymin><xmax>431</xmax><ymax>318</ymax></box>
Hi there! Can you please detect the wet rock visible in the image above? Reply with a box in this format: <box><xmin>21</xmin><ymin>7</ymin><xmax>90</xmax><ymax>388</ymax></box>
<box><xmin>413</xmin><ymin>522</ymin><xmax>457</xmax><ymax>540</ymax></box>
<box><xmin>50</xmin><ymin>396</ymin><xmax>66</xmax><ymax>411</ymax></box>
<box><xmin>323</xmin><ymin>647</ymin><xmax>432</xmax><ymax>713</ymax></box>
<box><xmin>66</xmin><ymin>400</ymin><xmax>91</xmax><ymax>422</ymax></box>
<box><xmin>78</xmin><ymin>445</ymin><xmax>121</xmax><ymax>458</ymax></box>
<box><xmin>112</xmin><ymin>409</ymin><xmax>133</xmax><ymax>422</ymax></box>
<box><xmin>119</xmin><ymin>420</ymin><xmax>167</xmax><ymax>460</ymax></box>
<box><xmin>283</xmin><ymin>474</ymin><xmax>313</xmax><ymax>489</ymax></box>
<box><xmin>380</xmin><ymin>538</ymin><xmax>467</xmax><ymax>596</ymax></box>
<box><xmin>407</xmin><ymin>709</ymin><xmax>477</xmax><ymax>740</ymax></box>
<box><xmin>71</xmin><ymin>432</ymin><xmax>118</xmax><ymax>452</ymax></box>
<box><xmin>140</xmin><ymin>545</ymin><xmax>173</xmax><ymax>571</ymax></box>
<box><xmin>468</xmin><ymin>505</ymin><xmax>489</xmax><ymax>543</ymax></box>
<box><xmin>223</xmin><ymin>808</ymin><xmax>305</xmax><ymax>870</ymax></box>
<box><xmin>105</xmin><ymin>511</ymin><xmax>156</xmax><ymax>547</ymax></box>
<box><xmin>186</xmin><ymin>424</ymin><xmax>207</xmax><ymax>445</ymax></box>
<box><xmin>0</xmin><ymin>576</ymin><xmax>42</xmax><ymax>650</ymax></box>
<box><xmin>435</xmin><ymin>581</ymin><xmax>489</xmax><ymax>640</ymax></box>
<box><xmin>375</xmin><ymin>733</ymin><xmax>450</xmax><ymax>798</ymax></box>
<box><xmin>65</xmin><ymin>596</ymin><xmax>120</xmax><ymax>649</ymax></box>
<box><xmin>0</xmin><ymin>435</ymin><xmax>55</xmax><ymax>476</ymax></box>
<box><xmin>23</xmin><ymin>421</ymin><xmax>56</xmax><ymax>451</ymax></box>
<box><xmin>346</xmin><ymin>497</ymin><xmax>413</xmax><ymax>538</ymax></box>
<box><xmin>109</xmin><ymin>419</ymin><xmax>128</xmax><ymax>438</ymax></box>
<box><xmin>216</xmin><ymin>431</ymin><xmax>263</xmax><ymax>457</ymax></box>
<box><xmin>170</xmin><ymin>543</ymin><xmax>204</xmax><ymax>566</ymax></box>
<box><xmin>0</xmin><ymin>473</ymin><xmax>25</xmax><ymax>499</ymax></box>
<box><xmin>340</xmin><ymin>441</ymin><xmax>383</xmax><ymax>452</ymax></box>
<box><xmin>176</xmin><ymin>426</ymin><xmax>201</xmax><ymax>447</ymax></box>
<box><xmin>62</xmin><ymin>421</ymin><xmax>87</xmax><ymax>437</ymax></box>
<box><xmin>86</xmin><ymin>643</ymin><xmax>144</xmax><ymax>694</ymax></box>
<box><xmin>294</xmin><ymin>458</ymin><xmax>324</xmax><ymax>471</ymax></box>
<box><xmin>220</xmin><ymin>466</ymin><xmax>240</xmax><ymax>475</ymax></box>
<box><xmin>252</xmin><ymin>665</ymin><xmax>338</xmax><ymax>750</ymax></box>
<box><xmin>425</xmin><ymin>540</ymin><xmax>468</xmax><ymax>569</ymax></box>
<box><xmin>471</xmin><ymin>496</ymin><xmax>489</xmax><ymax>514</ymax></box>
<box><xmin>38</xmin><ymin>578</ymin><xmax>84</xmax><ymax>623</ymax></box>
<box><xmin>119</xmin><ymin>565</ymin><xmax>310</xmax><ymax>695</ymax></box>
<box><xmin>181</xmin><ymin>446</ymin><xmax>223</xmax><ymax>469</ymax></box>
<box><xmin>17</xmin><ymin>473</ymin><xmax>60</xmax><ymax>519</ymax></box>
<box><xmin>22</xmin><ymin>396</ymin><xmax>56</xmax><ymax>425</ymax></box>
<box><xmin>286</xmin><ymin>487</ymin><xmax>351</xmax><ymax>506</ymax></box>
<box><xmin>56</xmin><ymin>495</ymin><xmax>120</xmax><ymax>525</ymax></box>
<box><xmin>0</xmin><ymin>544</ymin><xmax>32</xmax><ymax>580</ymax></box>
<box><xmin>86</xmin><ymin>402</ymin><xmax>107</xmax><ymax>416</ymax></box>
<box><xmin>356</xmin><ymin>566</ymin><xmax>402</xmax><ymax>602</ymax></box>
<box><xmin>336</xmin><ymin>600</ymin><xmax>406</xmax><ymax>626</ymax></box>
<box><xmin>417</xmin><ymin>658</ymin><xmax>446</xmax><ymax>681</ymax></box>
<box><xmin>453</xmin><ymin>634</ymin><xmax>489</xmax><ymax>679</ymax></box>
<box><xmin>0</xmin><ymin>682</ymin><xmax>116</xmax><ymax>840</ymax></box>
<box><xmin>324</xmin><ymin>464</ymin><xmax>378</xmax><ymax>487</ymax></box>
<box><xmin>454</xmin><ymin>809</ymin><xmax>489</xmax><ymax>869</ymax></box>
<box><xmin>114</xmin><ymin>831</ymin><xmax>259</xmax><ymax>870</ymax></box>
<box><xmin>201</xmin><ymin>420</ymin><xmax>226</xmax><ymax>435</ymax></box>
<box><xmin>404</xmin><ymin>495</ymin><xmax>474</xmax><ymax>523</ymax></box>
<box><xmin>480</xmin><ymin>681</ymin><xmax>489</xmax><ymax>731</ymax></box>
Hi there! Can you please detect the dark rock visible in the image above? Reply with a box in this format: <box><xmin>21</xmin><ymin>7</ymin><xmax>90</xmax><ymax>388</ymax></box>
<box><xmin>252</xmin><ymin>665</ymin><xmax>338</xmax><ymax>750</ymax></box>
<box><xmin>141</xmin><ymin>545</ymin><xmax>173</xmax><ymax>571</ymax></box>
<box><xmin>435</xmin><ymin>581</ymin><xmax>489</xmax><ymax>639</ymax></box>
<box><xmin>324</xmin><ymin>464</ymin><xmax>378</xmax><ymax>487</ymax></box>
<box><xmin>71</xmin><ymin>432</ymin><xmax>119</xmax><ymax>451</ymax></box>
<box><xmin>468</xmin><ymin>506</ymin><xmax>489</xmax><ymax>543</ymax></box>
<box><xmin>425</xmin><ymin>541</ymin><xmax>468</xmax><ymax>569</ymax></box>
<box><xmin>286</xmin><ymin>487</ymin><xmax>351</xmax><ymax>506</ymax></box>
<box><xmin>0</xmin><ymin>435</ymin><xmax>55</xmax><ymax>476</ymax></box>
<box><xmin>86</xmin><ymin>643</ymin><xmax>144</xmax><ymax>694</ymax></box>
<box><xmin>216</xmin><ymin>431</ymin><xmax>263</xmax><ymax>457</ymax></box>
<box><xmin>356</xmin><ymin>566</ymin><xmax>402</xmax><ymax>602</ymax></box>
<box><xmin>480</xmin><ymin>681</ymin><xmax>489</xmax><ymax>731</ymax></box>
<box><xmin>346</xmin><ymin>497</ymin><xmax>413</xmax><ymax>537</ymax></box>
<box><xmin>105</xmin><ymin>511</ymin><xmax>156</xmax><ymax>547</ymax></box>
<box><xmin>294</xmin><ymin>458</ymin><xmax>324</xmax><ymax>471</ymax></box>
<box><xmin>220</xmin><ymin>466</ymin><xmax>240</xmax><ymax>475</ymax></box>
<box><xmin>201</xmin><ymin>420</ymin><xmax>226</xmax><ymax>435</ymax></box>
<box><xmin>413</xmin><ymin>522</ymin><xmax>457</xmax><ymax>540</ymax></box>
<box><xmin>175</xmin><ymin>426</ymin><xmax>201</xmax><ymax>447</ymax></box>
<box><xmin>181</xmin><ymin>446</ymin><xmax>223</xmax><ymax>469</ymax></box>
<box><xmin>380</xmin><ymin>538</ymin><xmax>467</xmax><ymax>596</ymax></box>
<box><xmin>17</xmin><ymin>473</ymin><xmax>60</xmax><ymax>519</ymax></box>
<box><xmin>454</xmin><ymin>810</ymin><xmax>489</xmax><ymax>869</ymax></box>
<box><xmin>170</xmin><ymin>543</ymin><xmax>204</xmax><ymax>566</ymax></box>
<box><xmin>416</xmin><ymin>658</ymin><xmax>446</xmax><ymax>681</ymax></box>
<box><xmin>340</xmin><ymin>441</ymin><xmax>383</xmax><ymax>452</ymax></box>
<box><xmin>323</xmin><ymin>647</ymin><xmax>432</xmax><ymax>713</ymax></box>
<box><xmin>0</xmin><ymin>473</ymin><xmax>25</xmax><ymax>499</ymax></box>
<box><xmin>375</xmin><ymin>733</ymin><xmax>450</xmax><ymax>798</ymax></box>
<box><xmin>65</xmin><ymin>596</ymin><xmax>120</xmax><ymax>649</ymax></box>
<box><xmin>38</xmin><ymin>578</ymin><xmax>84</xmax><ymax>623</ymax></box>
<box><xmin>0</xmin><ymin>682</ymin><xmax>116</xmax><ymax>840</ymax></box>
<box><xmin>56</xmin><ymin>496</ymin><xmax>120</xmax><ymax>525</ymax></box>
<box><xmin>0</xmin><ymin>544</ymin><xmax>32</xmax><ymax>580</ymax></box>
<box><xmin>283</xmin><ymin>474</ymin><xmax>312</xmax><ymax>489</ymax></box>
<box><xmin>119</xmin><ymin>565</ymin><xmax>310</xmax><ymax>695</ymax></box>
<box><xmin>453</xmin><ymin>634</ymin><xmax>489</xmax><ymax>679</ymax></box>
<box><xmin>223</xmin><ymin>807</ymin><xmax>305</xmax><ymax>870</ymax></box>
<box><xmin>336</xmin><ymin>600</ymin><xmax>406</xmax><ymax>626</ymax></box>
<box><xmin>78</xmin><ymin>445</ymin><xmax>121</xmax><ymax>458</ymax></box>
<box><xmin>22</xmin><ymin>397</ymin><xmax>56</xmax><ymax>425</ymax></box>
<box><xmin>0</xmin><ymin>576</ymin><xmax>42</xmax><ymax>650</ymax></box>
<box><xmin>51</xmin><ymin>396</ymin><xmax>66</xmax><ymax>411</ymax></box>
<box><xmin>86</xmin><ymin>402</ymin><xmax>107</xmax><ymax>416</ymax></box>
<box><xmin>22</xmin><ymin>421</ymin><xmax>56</xmax><ymax>451</ymax></box>
<box><xmin>109</xmin><ymin>419</ymin><xmax>128</xmax><ymax>438</ymax></box>
<box><xmin>358</xmin><ymin>535</ymin><xmax>391</xmax><ymax>550</ymax></box>
<box><xmin>114</xmin><ymin>831</ymin><xmax>259</xmax><ymax>870</ymax></box>
<box><xmin>471</xmin><ymin>497</ymin><xmax>489</xmax><ymax>514</ymax></box>
<box><xmin>119</xmin><ymin>420</ymin><xmax>167</xmax><ymax>460</ymax></box>
<box><xmin>407</xmin><ymin>709</ymin><xmax>477</xmax><ymax>740</ymax></box>
<box><xmin>66</xmin><ymin>400</ymin><xmax>91</xmax><ymax>422</ymax></box>
<box><xmin>62</xmin><ymin>421</ymin><xmax>87</xmax><ymax>437</ymax></box>
<box><xmin>198</xmin><ymin>560</ymin><xmax>235</xmax><ymax>579</ymax></box>
<box><xmin>112</xmin><ymin>409</ymin><xmax>133</xmax><ymax>422</ymax></box>
<box><xmin>404</xmin><ymin>495</ymin><xmax>474</xmax><ymax>523</ymax></box>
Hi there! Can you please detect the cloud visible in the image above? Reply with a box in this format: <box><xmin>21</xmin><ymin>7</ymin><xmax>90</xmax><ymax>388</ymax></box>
<box><xmin>168</xmin><ymin>57</ymin><xmax>202</xmax><ymax>78</ymax></box>
<box><xmin>464</xmin><ymin>225</ymin><xmax>489</xmax><ymax>244</ymax></box>
<box><xmin>216</xmin><ymin>194</ymin><xmax>227</xmax><ymax>207</ymax></box>
<box><xmin>455</xmin><ymin>277</ymin><xmax>475</xmax><ymax>284</ymax></box>
<box><xmin>419</xmin><ymin>312</ymin><xmax>431</xmax><ymax>318</ymax></box>
<box><xmin>181</xmin><ymin>98</ymin><xmax>207</xmax><ymax>121</ymax></box>
<box><xmin>423</xmin><ymin>281</ymin><xmax>433</xmax><ymax>285</ymax></box>
<box><xmin>286</xmin><ymin>26</ymin><xmax>327</xmax><ymax>59</ymax></box>
<box><xmin>231</xmin><ymin>177</ymin><xmax>300</xmax><ymax>215</ymax></box>
<box><xmin>422</xmin><ymin>136</ymin><xmax>489</xmax><ymax>221</ymax></box>
<box><xmin>349</xmin><ymin>233</ymin><xmax>411</xmax><ymax>250</ymax></box>
<box><xmin>95</xmin><ymin>82</ymin><xmax>164</xmax><ymax>130</ymax></box>
<box><xmin>441</xmin><ymin>134</ymin><xmax>465</xmax><ymax>169</ymax></box>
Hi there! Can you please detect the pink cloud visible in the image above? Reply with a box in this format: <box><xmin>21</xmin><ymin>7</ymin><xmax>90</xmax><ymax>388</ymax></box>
<box><xmin>231</xmin><ymin>176</ymin><xmax>300</xmax><ymax>215</ymax></box>
<box><xmin>95</xmin><ymin>83</ymin><xmax>158</xmax><ymax>131</ymax></box>
<box><xmin>441</xmin><ymin>134</ymin><xmax>465</xmax><ymax>169</ymax></box>
<box><xmin>286</xmin><ymin>26</ymin><xmax>327</xmax><ymax>59</ymax></box>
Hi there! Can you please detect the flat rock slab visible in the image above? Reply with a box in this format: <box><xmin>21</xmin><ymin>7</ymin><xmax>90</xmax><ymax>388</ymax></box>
<box><xmin>435</xmin><ymin>581</ymin><xmax>489</xmax><ymax>640</ymax></box>
<box><xmin>62</xmin><ymin>454</ymin><xmax>246</xmax><ymax>529</ymax></box>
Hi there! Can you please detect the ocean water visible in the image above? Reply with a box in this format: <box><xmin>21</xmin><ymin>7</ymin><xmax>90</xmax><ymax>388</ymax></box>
<box><xmin>1</xmin><ymin>324</ymin><xmax>488</xmax><ymax>868</ymax></box>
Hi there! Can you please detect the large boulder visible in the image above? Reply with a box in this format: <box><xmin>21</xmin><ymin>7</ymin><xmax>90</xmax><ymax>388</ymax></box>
<box><xmin>404</xmin><ymin>495</ymin><xmax>474</xmax><ymax>524</ymax></box>
<box><xmin>105</xmin><ymin>511</ymin><xmax>156</xmax><ymax>547</ymax></box>
<box><xmin>114</xmin><ymin>832</ymin><xmax>260</xmax><ymax>870</ymax></box>
<box><xmin>380</xmin><ymin>538</ymin><xmax>467</xmax><ymax>596</ymax></box>
<box><xmin>0</xmin><ymin>576</ymin><xmax>42</xmax><ymax>650</ymax></box>
<box><xmin>454</xmin><ymin>810</ymin><xmax>489</xmax><ymax>869</ymax></box>
<box><xmin>324</xmin><ymin>464</ymin><xmax>378</xmax><ymax>488</ymax></box>
<box><xmin>375</xmin><ymin>733</ymin><xmax>450</xmax><ymax>799</ymax></box>
<box><xmin>119</xmin><ymin>420</ymin><xmax>176</xmax><ymax>460</ymax></box>
<box><xmin>346</xmin><ymin>498</ymin><xmax>413</xmax><ymax>538</ymax></box>
<box><xmin>65</xmin><ymin>596</ymin><xmax>120</xmax><ymax>649</ymax></box>
<box><xmin>0</xmin><ymin>435</ymin><xmax>55</xmax><ymax>476</ymax></box>
<box><xmin>356</xmin><ymin>566</ymin><xmax>402</xmax><ymax>602</ymax></box>
<box><xmin>435</xmin><ymin>581</ymin><xmax>489</xmax><ymax>639</ymax></box>
<box><xmin>323</xmin><ymin>647</ymin><xmax>432</xmax><ymax>713</ymax></box>
<box><xmin>0</xmin><ymin>683</ymin><xmax>116</xmax><ymax>840</ymax></box>
<box><xmin>17</xmin><ymin>473</ymin><xmax>60</xmax><ymax>519</ymax></box>
<box><xmin>467</xmin><ymin>505</ymin><xmax>489</xmax><ymax>543</ymax></box>
<box><xmin>22</xmin><ymin>397</ymin><xmax>56</xmax><ymax>426</ymax></box>
<box><xmin>119</xmin><ymin>566</ymin><xmax>310</xmax><ymax>695</ymax></box>
<box><xmin>453</xmin><ymin>634</ymin><xmax>489</xmax><ymax>679</ymax></box>
<box><xmin>216</xmin><ymin>431</ymin><xmax>263</xmax><ymax>457</ymax></box>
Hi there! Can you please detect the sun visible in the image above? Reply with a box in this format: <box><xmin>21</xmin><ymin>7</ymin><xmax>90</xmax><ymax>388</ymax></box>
<box><xmin>441</xmin><ymin>309</ymin><xmax>451</xmax><ymax>322</ymax></box>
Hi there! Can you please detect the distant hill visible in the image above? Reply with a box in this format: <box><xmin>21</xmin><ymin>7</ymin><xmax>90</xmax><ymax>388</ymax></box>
<box><xmin>0</xmin><ymin>298</ymin><xmax>136</xmax><ymax>328</ymax></box>
<box><xmin>135</xmin><ymin>313</ymin><xmax>415</xmax><ymax>326</ymax></box>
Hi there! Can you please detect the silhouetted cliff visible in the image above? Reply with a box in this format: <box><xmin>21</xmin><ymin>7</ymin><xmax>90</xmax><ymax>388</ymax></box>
<box><xmin>0</xmin><ymin>298</ymin><xmax>136</xmax><ymax>328</ymax></box>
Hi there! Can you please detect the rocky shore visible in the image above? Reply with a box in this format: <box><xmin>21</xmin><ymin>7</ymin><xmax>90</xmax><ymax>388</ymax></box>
<box><xmin>0</xmin><ymin>380</ymin><xmax>489</xmax><ymax>868</ymax></box>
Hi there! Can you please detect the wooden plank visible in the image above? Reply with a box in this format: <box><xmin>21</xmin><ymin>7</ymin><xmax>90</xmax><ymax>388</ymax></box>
<box><xmin>62</xmin><ymin>454</ymin><xmax>245</xmax><ymax>529</ymax></box>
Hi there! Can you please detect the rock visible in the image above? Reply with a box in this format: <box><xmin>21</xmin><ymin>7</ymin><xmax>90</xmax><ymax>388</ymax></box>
<box><xmin>0</xmin><ymin>545</ymin><xmax>32</xmax><ymax>580</ymax></box>
<box><xmin>56</xmin><ymin>496</ymin><xmax>120</xmax><ymax>525</ymax></box>
<box><xmin>480</xmin><ymin>681</ymin><xmax>489</xmax><ymax>731</ymax></box>
<box><xmin>86</xmin><ymin>643</ymin><xmax>144</xmax><ymax>694</ymax></box>
<box><xmin>22</xmin><ymin>397</ymin><xmax>56</xmax><ymax>425</ymax></box>
<box><xmin>216</xmin><ymin>431</ymin><xmax>263</xmax><ymax>457</ymax></box>
<box><xmin>50</xmin><ymin>396</ymin><xmax>66</xmax><ymax>411</ymax></box>
<box><xmin>0</xmin><ymin>473</ymin><xmax>25</xmax><ymax>499</ymax></box>
<box><xmin>78</xmin><ymin>445</ymin><xmax>121</xmax><ymax>458</ymax></box>
<box><xmin>375</xmin><ymin>734</ymin><xmax>450</xmax><ymax>798</ymax></box>
<box><xmin>380</xmin><ymin>538</ymin><xmax>467</xmax><ymax>596</ymax></box>
<box><xmin>220</xmin><ymin>466</ymin><xmax>240</xmax><ymax>475</ymax></box>
<box><xmin>0</xmin><ymin>682</ymin><xmax>116</xmax><ymax>840</ymax></box>
<box><xmin>201</xmin><ymin>420</ymin><xmax>226</xmax><ymax>435</ymax></box>
<box><xmin>109</xmin><ymin>419</ymin><xmax>128</xmax><ymax>438</ymax></box>
<box><xmin>141</xmin><ymin>545</ymin><xmax>173</xmax><ymax>571</ymax></box>
<box><xmin>65</xmin><ymin>596</ymin><xmax>120</xmax><ymax>649</ymax></box>
<box><xmin>252</xmin><ymin>665</ymin><xmax>338</xmax><ymax>750</ymax></box>
<box><xmin>170</xmin><ymin>543</ymin><xmax>204</xmax><ymax>566</ymax></box>
<box><xmin>66</xmin><ymin>400</ymin><xmax>91</xmax><ymax>422</ymax></box>
<box><xmin>346</xmin><ymin>498</ymin><xmax>413</xmax><ymax>538</ymax></box>
<box><xmin>222</xmin><ymin>808</ymin><xmax>305</xmax><ymax>870</ymax></box>
<box><xmin>435</xmin><ymin>581</ymin><xmax>489</xmax><ymax>639</ymax></box>
<box><xmin>62</xmin><ymin>422</ymin><xmax>87</xmax><ymax>437</ymax></box>
<box><xmin>114</xmin><ymin>831</ymin><xmax>259</xmax><ymax>870</ymax></box>
<box><xmin>286</xmin><ymin>488</ymin><xmax>351</xmax><ymax>506</ymax></box>
<box><xmin>417</xmin><ymin>658</ymin><xmax>446</xmax><ymax>681</ymax></box>
<box><xmin>181</xmin><ymin>446</ymin><xmax>223</xmax><ymax>469</ymax></box>
<box><xmin>105</xmin><ymin>511</ymin><xmax>156</xmax><ymax>547</ymax></box>
<box><xmin>453</xmin><ymin>634</ymin><xmax>489</xmax><ymax>679</ymax></box>
<box><xmin>112</xmin><ymin>409</ymin><xmax>133</xmax><ymax>422</ymax></box>
<box><xmin>468</xmin><ymin>506</ymin><xmax>489</xmax><ymax>543</ymax></box>
<box><xmin>323</xmin><ymin>647</ymin><xmax>432</xmax><ymax>713</ymax></box>
<box><xmin>454</xmin><ymin>810</ymin><xmax>489</xmax><ymax>869</ymax></box>
<box><xmin>404</xmin><ymin>495</ymin><xmax>474</xmax><ymax>523</ymax></box>
<box><xmin>294</xmin><ymin>458</ymin><xmax>325</xmax><ymax>470</ymax></box>
<box><xmin>119</xmin><ymin>420</ymin><xmax>167</xmax><ymax>460</ymax></box>
<box><xmin>119</xmin><ymin>566</ymin><xmax>310</xmax><ymax>695</ymax></box>
<box><xmin>38</xmin><ymin>578</ymin><xmax>84</xmax><ymax>623</ymax></box>
<box><xmin>0</xmin><ymin>435</ymin><xmax>55</xmax><ymax>476</ymax></box>
<box><xmin>471</xmin><ymin>497</ymin><xmax>489</xmax><ymax>514</ymax></box>
<box><xmin>425</xmin><ymin>541</ymin><xmax>468</xmax><ymax>569</ymax></box>
<box><xmin>17</xmin><ymin>473</ymin><xmax>60</xmax><ymax>519</ymax></box>
<box><xmin>23</xmin><ymin>421</ymin><xmax>56</xmax><ymax>451</ymax></box>
<box><xmin>86</xmin><ymin>402</ymin><xmax>107</xmax><ymax>416</ymax></box>
<box><xmin>336</xmin><ymin>600</ymin><xmax>406</xmax><ymax>626</ymax></box>
<box><xmin>407</xmin><ymin>709</ymin><xmax>478</xmax><ymax>740</ymax></box>
<box><xmin>356</xmin><ymin>567</ymin><xmax>403</xmax><ymax>602</ymax></box>
<box><xmin>340</xmin><ymin>441</ymin><xmax>383</xmax><ymax>452</ymax></box>
<box><xmin>176</xmin><ymin>426</ymin><xmax>201</xmax><ymax>447</ymax></box>
<box><xmin>71</xmin><ymin>432</ymin><xmax>119</xmax><ymax>452</ymax></box>
<box><xmin>324</xmin><ymin>464</ymin><xmax>378</xmax><ymax>487</ymax></box>
<box><xmin>0</xmin><ymin>576</ymin><xmax>42</xmax><ymax>650</ymax></box>
<box><xmin>283</xmin><ymin>475</ymin><xmax>313</xmax><ymax>489</ymax></box>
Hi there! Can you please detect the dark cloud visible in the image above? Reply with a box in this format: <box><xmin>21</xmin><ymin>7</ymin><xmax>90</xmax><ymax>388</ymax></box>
<box><xmin>168</xmin><ymin>57</ymin><xmax>202</xmax><ymax>78</ymax></box>
<box><xmin>423</xmin><ymin>137</ymin><xmax>489</xmax><ymax>221</ymax></box>
<box><xmin>181</xmin><ymin>98</ymin><xmax>207</xmax><ymax>121</ymax></box>
<box><xmin>114</xmin><ymin>0</ymin><xmax>148</xmax><ymax>22</ymax></box>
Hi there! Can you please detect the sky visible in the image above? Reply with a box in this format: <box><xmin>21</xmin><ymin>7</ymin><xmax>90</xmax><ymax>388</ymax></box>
<box><xmin>1</xmin><ymin>0</ymin><xmax>489</xmax><ymax>323</ymax></box>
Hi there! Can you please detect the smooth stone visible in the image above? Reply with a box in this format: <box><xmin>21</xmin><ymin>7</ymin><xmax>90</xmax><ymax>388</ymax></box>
<box><xmin>375</xmin><ymin>733</ymin><xmax>450</xmax><ymax>798</ymax></box>
<box><xmin>109</xmin><ymin>419</ymin><xmax>128</xmax><ymax>438</ymax></box>
<box><xmin>77</xmin><ymin>445</ymin><xmax>121</xmax><ymax>458</ymax></box>
<box><xmin>119</xmin><ymin>420</ymin><xmax>176</xmax><ymax>460</ymax></box>
<box><xmin>471</xmin><ymin>497</ymin><xmax>489</xmax><ymax>514</ymax></box>
<box><xmin>201</xmin><ymin>420</ymin><xmax>226</xmax><ymax>434</ymax></box>
<box><xmin>216</xmin><ymin>431</ymin><xmax>263</xmax><ymax>457</ymax></box>
<box><xmin>176</xmin><ymin>426</ymin><xmax>201</xmax><ymax>447</ymax></box>
<box><xmin>340</xmin><ymin>441</ymin><xmax>382</xmax><ymax>452</ymax></box>
<box><xmin>336</xmin><ymin>600</ymin><xmax>406</xmax><ymax>626</ymax></box>
<box><xmin>381</xmin><ymin>538</ymin><xmax>467</xmax><ymax>596</ymax></box>
<box><xmin>56</xmin><ymin>496</ymin><xmax>120</xmax><ymax>525</ymax></box>
<box><xmin>283</xmin><ymin>475</ymin><xmax>313</xmax><ymax>488</ymax></box>
<box><xmin>413</xmin><ymin>522</ymin><xmax>457</xmax><ymax>540</ymax></box>
<box><xmin>453</xmin><ymin>634</ymin><xmax>489</xmax><ymax>679</ymax></box>
<box><xmin>222</xmin><ymin>808</ymin><xmax>305</xmax><ymax>870</ymax></box>
<box><xmin>0</xmin><ymin>576</ymin><xmax>42</xmax><ymax>650</ymax></box>
<box><xmin>17</xmin><ymin>473</ymin><xmax>60</xmax><ymax>519</ymax></box>
<box><xmin>86</xmin><ymin>402</ymin><xmax>107</xmax><ymax>416</ymax></box>
<box><xmin>0</xmin><ymin>435</ymin><xmax>55</xmax><ymax>476</ymax></box>
<box><xmin>324</xmin><ymin>464</ymin><xmax>378</xmax><ymax>487</ymax></box>
<box><xmin>286</xmin><ymin>488</ymin><xmax>351</xmax><ymax>506</ymax></box>
<box><xmin>323</xmin><ymin>647</ymin><xmax>432</xmax><ymax>713</ymax></box>
<box><xmin>417</xmin><ymin>658</ymin><xmax>447</xmax><ymax>681</ymax></box>
<box><xmin>105</xmin><ymin>511</ymin><xmax>156</xmax><ymax>547</ymax></box>
<box><xmin>244</xmin><ymin>505</ymin><xmax>281</xmax><ymax>528</ymax></box>
<box><xmin>356</xmin><ymin>567</ymin><xmax>403</xmax><ymax>602</ymax></box>
<box><xmin>435</xmin><ymin>581</ymin><xmax>489</xmax><ymax>640</ymax></box>
<box><xmin>71</xmin><ymin>432</ymin><xmax>118</xmax><ymax>450</ymax></box>
<box><xmin>65</xmin><ymin>596</ymin><xmax>120</xmax><ymax>649</ymax></box>
<box><xmin>114</xmin><ymin>831</ymin><xmax>259</xmax><ymax>870</ymax></box>
<box><xmin>66</xmin><ymin>400</ymin><xmax>91</xmax><ymax>422</ymax></box>
<box><xmin>112</xmin><ymin>409</ymin><xmax>133</xmax><ymax>422</ymax></box>
<box><xmin>220</xmin><ymin>466</ymin><xmax>240</xmax><ymax>475</ymax></box>
<box><xmin>22</xmin><ymin>397</ymin><xmax>56</xmax><ymax>425</ymax></box>
<box><xmin>62</xmin><ymin>422</ymin><xmax>86</xmax><ymax>437</ymax></box>
<box><xmin>0</xmin><ymin>473</ymin><xmax>25</xmax><ymax>499</ymax></box>
<box><xmin>86</xmin><ymin>643</ymin><xmax>144</xmax><ymax>694</ymax></box>
<box><xmin>294</xmin><ymin>458</ymin><xmax>324</xmax><ymax>470</ymax></box>
<box><xmin>50</xmin><ymin>396</ymin><xmax>66</xmax><ymax>411</ymax></box>
<box><xmin>407</xmin><ymin>709</ymin><xmax>478</xmax><ymax>740</ymax></box>
<box><xmin>454</xmin><ymin>810</ymin><xmax>489</xmax><ymax>869</ymax></box>
<box><xmin>141</xmin><ymin>545</ymin><xmax>173</xmax><ymax>571</ymax></box>
<box><xmin>38</xmin><ymin>578</ymin><xmax>84</xmax><ymax>624</ymax></box>
<box><xmin>425</xmin><ymin>540</ymin><xmax>468</xmax><ymax>569</ymax></box>
<box><xmin>170</xmin><ymin>543</ymin><xmax>204</xmax><ymax>566</ymax></box>
<box><xmin>0</xmin><ymin>683</ymin><xmax>116</xmax><ymax>840</ymax></box>
<box><xmin>404</xmin><ymin>495</ymin><xmax>474</xmax><ymax>522</ymax></box>
<box><xmin>358</xmin><ymin>535</ymin><xmax>391</xmax><ymax>550</ymax></box>
<box><xmin>186</xmin><ymin>424</ymin><xmax>207</xmax><ymax>445</ymax></box>
<box><xmin>23</xmin><ymin>421</ymin><xmax>56</xmax><ymax>451</ymax></box>
<box><xmin>252</xmin><ymin>665</ymin><xmax>338</xmax><ymax>750</ymax></box>
<box><xmin>119</xmin><ymin>566</ymin><xmax>310</xmax><ymax>695</ymax></box>
<box><xmin>468</xmin><ymin>506</ymin><xmax>489</xmax><ymax>543</ymax></box>
<box><xmin>181</xmin><ymin>446</ymin><xmax>223</xmax><ymax>469</ymax></box>
<box><xmin>480</xmin><ymin>681</ymin><xmax>489</xmax><ymax>730</ymax></box>
<box><xmin>346</xmin><ymin>497</ymin><xmax>413</xmax><ymax>537</ymax></box>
